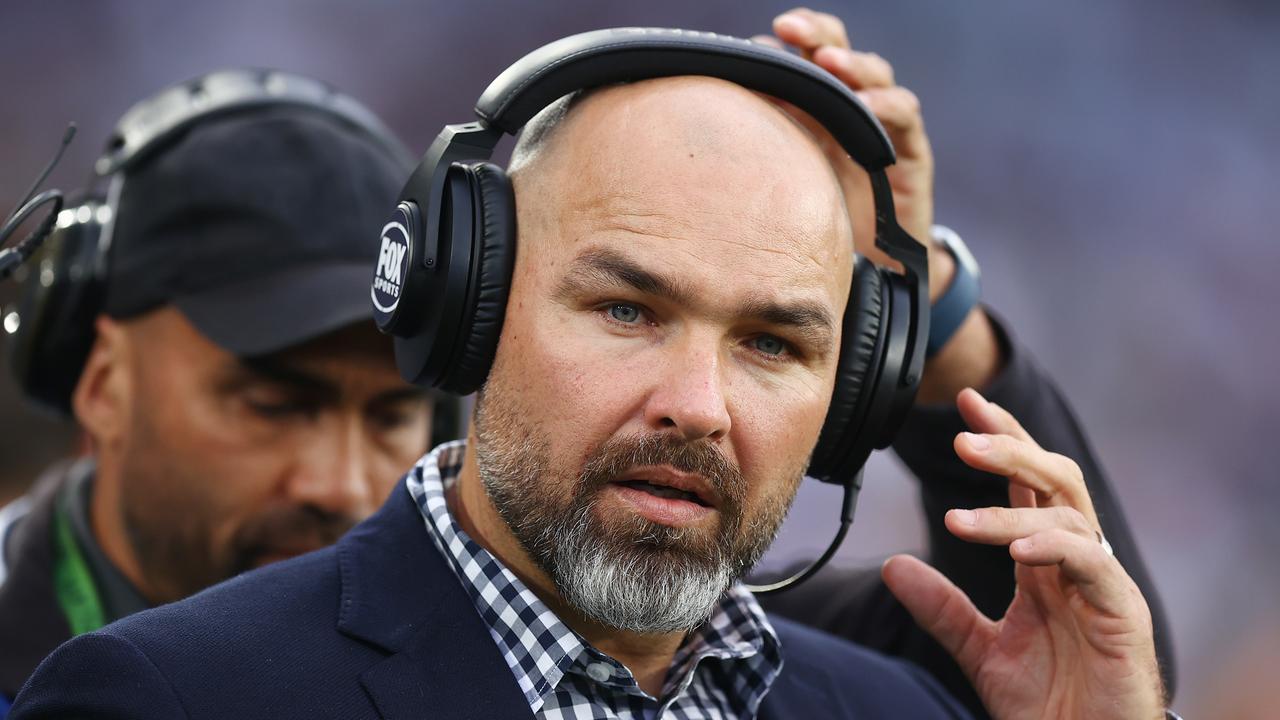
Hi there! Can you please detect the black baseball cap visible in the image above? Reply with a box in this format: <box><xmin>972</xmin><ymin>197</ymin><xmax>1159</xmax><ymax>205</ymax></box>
<box><xmin>100</xmin><ymin>100</ymin><xmax>413</xmax><ymax>356</ymax></box>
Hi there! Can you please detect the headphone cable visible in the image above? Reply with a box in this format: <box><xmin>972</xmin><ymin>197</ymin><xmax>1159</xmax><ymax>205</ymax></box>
<box><xmin>0</xmin><ymin>124</ymin><xmax>77</xmax><ymax>281</ymax></box>
<box><xmin>744</xmin><ymin>468</ymin><xmax>860</xmax><ymax>594</ymax></box>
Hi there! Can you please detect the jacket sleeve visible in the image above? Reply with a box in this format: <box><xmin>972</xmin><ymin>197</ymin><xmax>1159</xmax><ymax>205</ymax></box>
<box><xmin>757</xmin><ymin>310</ymin><xmax>1176</xmax><ymax>718</ymax></box>
<box><xmin>9</xmin><ymin>631</ymin><xmax>189</xmax><ymax>720</ymax></box>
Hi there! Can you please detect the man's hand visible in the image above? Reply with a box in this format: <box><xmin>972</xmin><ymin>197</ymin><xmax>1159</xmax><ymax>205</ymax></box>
<box><xmin>759</xmin><ymin>9</ymin><xmax>1000</xmax><ymax>403</ymax></box>
<box><xmin>757</xmin><ymin>8</ymin><xmax>939</xmax><ymax>294</ymax></box>
<box><xmin>882</xmin><ymin>388</ymin><xmax>1166</xmax><ymax>720</ymax></box>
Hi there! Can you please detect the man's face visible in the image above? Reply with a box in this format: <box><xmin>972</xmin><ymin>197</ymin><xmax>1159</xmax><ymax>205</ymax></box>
<box><xmin>474</xmin><ymin>78</ymin><xmax>854</xmax><ymax>632</ymax></box>
<box><xmin>103</xmin><ymin>309</ymin><xmax>431</xmax><ymax>603</ymax></box>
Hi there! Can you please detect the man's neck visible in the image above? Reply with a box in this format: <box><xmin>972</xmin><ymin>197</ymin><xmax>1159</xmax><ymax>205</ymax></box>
<box><xmin>88</xmin><ymin>459</ymin><xmax>158</xmax><ymax>605</ymax></box>
<box><xmin>451</xmin><ymin>439</ymin><xmax>685</xmax><ymax>697</ymax></box>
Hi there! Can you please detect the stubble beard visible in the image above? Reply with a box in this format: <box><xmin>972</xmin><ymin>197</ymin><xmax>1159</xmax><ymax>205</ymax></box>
<box><xmin>119</xmin><ymin>405</ymin><xmax>356</xmax><ymax>604</ymax></box>
<box><xmin>473</xmin><ymin>386</ymin><xmax>800</xmax><ymax>634</ymax></box>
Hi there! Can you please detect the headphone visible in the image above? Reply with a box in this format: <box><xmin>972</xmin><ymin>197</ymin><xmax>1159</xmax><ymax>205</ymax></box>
<box><xmin>375</xmin><ymin>28</ymin><xmax>929</xmax><ymax>489</ymax></box>
<box><xmin>7</xmin><ymin>68</ymin><xmax>462</xmax><ymax>444</ymax></box>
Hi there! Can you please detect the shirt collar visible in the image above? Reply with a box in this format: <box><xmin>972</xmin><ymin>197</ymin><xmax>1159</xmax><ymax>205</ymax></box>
<box><xmin>60</xmin><ymin>460</ymin><xmax>150</xmax><ymax>623</ymax></box>
<box><xmin>405</xmin><ymin>441</ymin><xmax>783</xmax><ymax>715</ymax></box>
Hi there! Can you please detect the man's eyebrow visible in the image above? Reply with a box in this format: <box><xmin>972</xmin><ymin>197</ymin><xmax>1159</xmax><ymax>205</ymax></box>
<box><xmin>739</xmin><ymin>295</ymin><xmax>837</xmax><ymax>348</ymax></box>
<box><xmin>237</xmin><ymin>357</ymin><xmax>339</xmax><ymax>403</ymax></box>
<box><xmin>556</xmin><ymin>247</ymin><xmax>693</xmax><ymax>304</ymax></box>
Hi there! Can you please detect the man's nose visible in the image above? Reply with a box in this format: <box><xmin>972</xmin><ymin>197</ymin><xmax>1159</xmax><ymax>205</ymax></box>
<box><xmin>643</xmin><ymin>337</ymin><xmax>732</xmax><ymax>443</ymax></box>
<box><xmin>284</xmin><ymin>414</ymin><xmax>375</xmax><ymax>516</ymax></box>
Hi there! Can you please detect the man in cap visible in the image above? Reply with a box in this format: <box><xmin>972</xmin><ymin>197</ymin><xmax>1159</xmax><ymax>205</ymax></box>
<box><xmin>0</xmin><ymin>70</ymin><xmax>435</xmax><ymax>707</ymax></box>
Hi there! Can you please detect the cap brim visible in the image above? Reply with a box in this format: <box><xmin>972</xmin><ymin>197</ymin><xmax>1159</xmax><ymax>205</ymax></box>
<box><xmin>174</xmin><ymin>263</ymin><xmax>376</xmax><ymax>356</ymax></box>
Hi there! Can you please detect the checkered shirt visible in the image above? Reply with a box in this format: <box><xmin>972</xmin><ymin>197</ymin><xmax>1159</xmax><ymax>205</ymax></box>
<box><xmin>405</xmin><ymin>441</ymin><xmax>784</xmax><ymax>719</ymax></box>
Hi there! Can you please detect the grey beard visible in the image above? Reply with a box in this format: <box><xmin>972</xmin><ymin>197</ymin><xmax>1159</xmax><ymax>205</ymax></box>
<box><xmin>526</xmin><ymin>500</ymin><xmax>738</xmax><ymax>634</ymax></box>
<box><xmin>473</xmin><ymin>386</ymin><xmax>794</xmax><ymax>634</ymax></box>
<box><xmin>479</xmin><ymin>456</ymin><xmax>784</xmax><ymax>634</ymax></box>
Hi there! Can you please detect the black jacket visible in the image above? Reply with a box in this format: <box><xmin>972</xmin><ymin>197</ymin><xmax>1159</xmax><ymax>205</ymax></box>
<box><xmin>0</xmin><ymin>465</ymin><xmax>74</xmax><ymax>700</ymax></box>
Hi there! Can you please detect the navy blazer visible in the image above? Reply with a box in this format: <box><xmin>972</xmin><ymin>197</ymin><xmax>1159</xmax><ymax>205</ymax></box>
<box><xmin>12</xmin><ymin>482</ymin><xmax>972</xmax><ymax>719</ymax></box>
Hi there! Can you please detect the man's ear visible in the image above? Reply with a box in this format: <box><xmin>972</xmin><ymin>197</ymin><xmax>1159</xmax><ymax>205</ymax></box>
<box><xmin>72</xmin><ymin>315</ymin><xmax>133</xmax><ymax>447</ymax></box>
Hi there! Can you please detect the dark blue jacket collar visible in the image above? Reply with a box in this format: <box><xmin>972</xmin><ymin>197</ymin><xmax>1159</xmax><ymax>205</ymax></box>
<box><xmin>335</xmin><ymin>483</ymin><xmax>534</xmax><ymax>719</ymax></box>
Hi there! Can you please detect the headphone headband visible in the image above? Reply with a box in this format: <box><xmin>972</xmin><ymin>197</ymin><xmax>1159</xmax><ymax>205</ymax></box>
<box><xmin>95</xmin><ymin>68</ymin><xmax>410</xmax><ymax>177</ymax></box>
<box><xmin>476</xmin><ymin>28</ymin><xmax>894</xmax><ymax>169</ymax></box>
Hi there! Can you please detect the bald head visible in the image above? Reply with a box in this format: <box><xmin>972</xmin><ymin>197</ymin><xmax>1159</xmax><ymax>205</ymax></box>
<box><xmin>510</xmin><ymin>77</ymin><xmax>852</xmax><ymax>271</ymax></box>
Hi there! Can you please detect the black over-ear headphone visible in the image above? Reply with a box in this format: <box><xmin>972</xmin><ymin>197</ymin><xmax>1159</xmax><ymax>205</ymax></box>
<box><xmin>372</xmin><ymin>29</ymin><xmax>929</xmax><ymax>588</ymax></box>
<box><xmin>7</xmin><ymin>69</ymin><xmax>462</xmax><ymax>443</ymax></box>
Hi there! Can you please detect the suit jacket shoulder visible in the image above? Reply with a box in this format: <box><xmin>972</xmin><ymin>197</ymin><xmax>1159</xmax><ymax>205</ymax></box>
<box><xmin>761</xmin><ymin>615</ymin><xmax>972</xmax><ymax>719</ymax></box>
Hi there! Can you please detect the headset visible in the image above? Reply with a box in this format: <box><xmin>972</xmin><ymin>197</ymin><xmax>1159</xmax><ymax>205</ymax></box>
<box><xmin>7</xmin><ymin>68</ymin><xmax>463</xmax><ymax>443</ymax></box>
<box><xmin>371</xmin><ymin>28</ymin><xmax>931</xmax><ymax>591</ymax></box>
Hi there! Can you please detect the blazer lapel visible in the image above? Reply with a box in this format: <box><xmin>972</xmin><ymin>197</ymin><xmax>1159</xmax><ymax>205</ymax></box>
<box><xmin>336</xmin><ymin>483</ymin><xmax>533</xmax><ymax>720</ymax></box>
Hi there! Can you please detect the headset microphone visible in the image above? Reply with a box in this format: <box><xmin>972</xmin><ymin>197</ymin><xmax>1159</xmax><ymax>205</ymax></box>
<box><xmin>0</xmin><ymin>124</ymin><xmax>77</xmax><ymax>282</ymax></box>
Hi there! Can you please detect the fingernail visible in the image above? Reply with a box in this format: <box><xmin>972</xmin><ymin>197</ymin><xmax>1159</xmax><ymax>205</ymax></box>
<box><xmin>964</xmin><ymin>432</ymin><xmax>991</xmax><ymax>451</ymax></box>
<box><xmin>1013</xmin><ymin>538</ymin><xmax>1033</xmax><ymax>552</ymax></box>
<box><xmin>777</xmin><ymin>13</ymin><xmax>812</xmax><ymax>34</ymax></box>
<box><xmin>951</xmin><ymin>509</ymin><xmax>976</xmax><ymax>526</ymax></box>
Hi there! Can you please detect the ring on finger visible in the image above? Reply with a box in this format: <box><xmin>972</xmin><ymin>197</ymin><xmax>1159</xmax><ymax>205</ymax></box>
<box><xmin>1095</xmin><ymin>529</ymin><xmax>1114</xmax><ymax>557</ymax></box>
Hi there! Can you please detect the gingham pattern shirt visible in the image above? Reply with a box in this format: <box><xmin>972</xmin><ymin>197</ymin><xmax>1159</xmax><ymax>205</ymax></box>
<box><xmin>406</xmin><ymin>441</ymin><xmax>784</xmax><ymax>719</ymax></box>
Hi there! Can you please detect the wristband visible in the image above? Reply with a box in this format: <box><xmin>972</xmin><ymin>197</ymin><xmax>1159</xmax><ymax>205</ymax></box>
<box><xmin>926</xmin><ymin>224</ymin><xmax>981</xmax><ymax>358</ymax></box>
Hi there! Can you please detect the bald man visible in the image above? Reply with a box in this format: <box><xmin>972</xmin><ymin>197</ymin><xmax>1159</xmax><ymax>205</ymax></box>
<box><xmin>12</xmin><ymin>60</ymin><xmax>1167</xmax><ymax>719</ymax></box>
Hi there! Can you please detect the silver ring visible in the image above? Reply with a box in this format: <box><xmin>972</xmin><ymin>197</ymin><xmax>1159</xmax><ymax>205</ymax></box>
<box><xmin>1095</xmin><ymin>529</ymin><xmax>1114</xmax><ymax>557</ymax></box>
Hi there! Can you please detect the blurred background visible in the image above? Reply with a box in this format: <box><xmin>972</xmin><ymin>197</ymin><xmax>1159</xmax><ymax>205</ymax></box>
<box><xmin>1</xmin><ymin>1</ymin><xmax>1276</xmax><ymax>716</ymax></box>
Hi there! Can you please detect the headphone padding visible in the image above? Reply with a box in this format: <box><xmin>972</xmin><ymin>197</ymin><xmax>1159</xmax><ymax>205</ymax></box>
<box><xmin>9</xmin><ymin>215</ymin><xmax>106</xmax><ymax>415</ymax></box>
<box><xmin>810</xmin><ymin>257</ymin><xmax>884</xmax><ymax>480</ymax></box>
<box><xmin>443</xmin><ymin>161</ymin><xmax>516</xmax><ymax>394</ymax></box>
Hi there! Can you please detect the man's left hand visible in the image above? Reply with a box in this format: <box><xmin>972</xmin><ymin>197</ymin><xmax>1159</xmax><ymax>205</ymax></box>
<box><xmin>882</xmin><ymin>389</ymin><xmax>1166</xmax><ymax>720</ymax></box>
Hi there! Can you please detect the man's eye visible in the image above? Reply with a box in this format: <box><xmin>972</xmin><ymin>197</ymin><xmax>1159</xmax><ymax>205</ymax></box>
<box><xmin>370</xmin><ymin>401</ymin><xmax>428</xmax><ymax>431</ymax></box>
<box><xmin>247</xmin><ymin>401</ymin><xmax>300</xmax><ymax>418</ymax></box>
<box><xmin>245</xmin><ymin>396</ymin><xmax>314</xmax><ymax>420</ymax></box>
<box><xmin>752</xmin><ymin>335</ymin><xmax>788</xmax><ymax>357</ymax></box>
<box><xmin>607</xmin><ymin>303</ymin><xmax>642</xmax><ymax>324</ymax></box>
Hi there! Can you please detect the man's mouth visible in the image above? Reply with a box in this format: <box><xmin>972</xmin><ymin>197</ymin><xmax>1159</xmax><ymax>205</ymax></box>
<box><xmin>614</xmin><ymin>479</ymin><xmax>711</xmax><ymax>507</ymax></box>
<box><xmin>605</xmin><ymin>466</ymin><xmax>719</xmax><ymax>527</ymax></box>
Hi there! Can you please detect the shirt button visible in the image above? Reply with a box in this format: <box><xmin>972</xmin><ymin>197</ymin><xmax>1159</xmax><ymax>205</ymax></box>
<box><xmin>585</xmin><ymin>662</ymin><xmax>612</xmax><ymax>682</ymax></box>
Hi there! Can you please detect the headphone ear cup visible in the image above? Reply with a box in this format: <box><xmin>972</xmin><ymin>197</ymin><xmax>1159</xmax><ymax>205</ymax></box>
<box><xmin>438</xmin><ymin>161</ymin><xmax>516</xmax><ymax>394</ymax></box>
<box><xmin>810</xmin><ymin>256</ymin><xmax>886</xmax><ymax>482</ymax></box>
<box><xmin>8</xmin><ymin>214</ymin><xmax>105</xmax><ymax>416</ymax></box>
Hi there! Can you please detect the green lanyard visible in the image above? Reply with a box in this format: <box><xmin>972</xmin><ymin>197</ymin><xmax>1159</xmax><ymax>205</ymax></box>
<box><xmin>51</xmin><ymin>507</ymin><xmax>107</xmax><ymax>636</ymax></box>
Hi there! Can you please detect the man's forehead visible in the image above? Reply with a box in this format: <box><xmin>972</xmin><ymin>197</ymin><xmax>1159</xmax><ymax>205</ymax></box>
<box><xmin>533</xmin><ymin>81</ymin><xmax>850</xmax><ymax>251</ymax></box>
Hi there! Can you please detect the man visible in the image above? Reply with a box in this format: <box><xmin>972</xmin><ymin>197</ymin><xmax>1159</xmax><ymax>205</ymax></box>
<box><xmin>0</xmin><ymin>72</ymin><xmax>435</xmax><ymax>708</ymax></box>
<box><xmin>11</xmin><ymin>32</ymin><xmax>1170</xmax><ymax>719</ymax></box>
